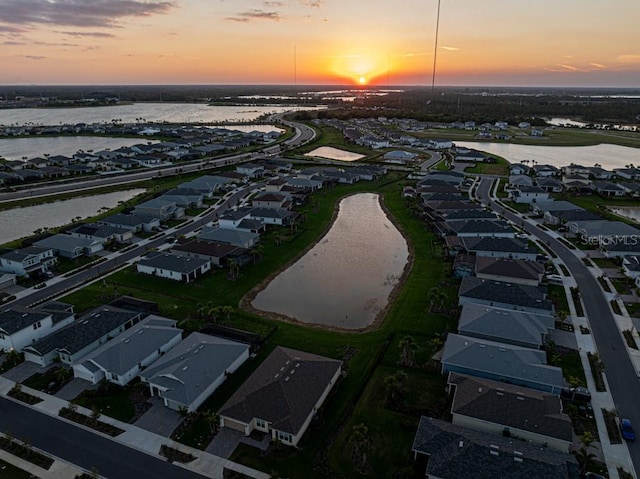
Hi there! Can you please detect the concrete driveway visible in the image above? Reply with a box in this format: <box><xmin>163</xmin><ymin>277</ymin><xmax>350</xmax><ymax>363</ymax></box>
<box><xmin>55</xmin><ymin>377</ymin><xmax>95</xmax><ymax>401</ymax></box>
<box><xmin>2</xmin><ymin>361</ymin><xmax>52</xmax><ymax>383</ymax></box>
<box><xmin>133</xmin><ymin>397</ymin><xmax>182</xmax><ymax>437</ymax></box>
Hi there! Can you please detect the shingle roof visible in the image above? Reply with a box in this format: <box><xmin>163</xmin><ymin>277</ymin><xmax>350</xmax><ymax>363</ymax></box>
<box><xmin>459</xmin><ymin>277</ymin><xmax>553</xmax><ymax>311</ymax></box>
<box><xmin>462</xmin><ymin>237</ymin><xmax>535</xmax><ymax>255</ymax></box>
<box><xmin>141</xmin><ymin>332</ymin><xmax>249</xmax><ymax>408</ymax></box>
<box><xmin>219</xmin><ymin>347</ymin><xmax>341</xmax><ymax>436</ymax></box>
<box><xmin>0</xmin><ymin>308</ymin><xmax>50</xmax><ymax>334</ymax></box>
<box><xmin>441</xmin><ymin>210</ymin><xmax>498</xmax><ymax>221</ymax></box>
<box><xmin>198</xmin><ymin>227</ymin><xmax>259</xmax><ymax>246</ymax></box>
<box><xmin>137</xmin><ymin>252</ymin><xmax>209</xmax><ymax>274</ymax></box>
<box><xmin>458</xmin><ymin>303</ymin><xmax>553</xmax><ymax>348</ymax></box>
<box><xmin>80</xmin><ymin>316</ymin><xmax>180</xmax><ymax>376</ymax></box>
<box><xmin>441</xmin><ymin>334</ymin><xmax>564</xmax><ymax>390</ymax></box>
<box><xmin>475</xmin><ymin>257</ymin><xmax>544</xmax><ymax>282</ymax></box>
<box><xmin>447</xmin><ymin>220</ymin><xmax>515</xmax><ymax>235</ymax></box>
<box><xmin>25</xmin><ymin>306</ymin><xmax>143</xmax><ymax>356</ymax></box>
<box><xmin>448</xmin><ymin>373</ymin><xmax>573</xmax><ymax>443</ymax></box>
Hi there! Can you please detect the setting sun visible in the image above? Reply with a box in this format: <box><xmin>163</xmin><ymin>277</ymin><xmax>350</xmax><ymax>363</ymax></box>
<box><xmin>358</xmin><ymin>76</ymin><xmax>366</xmax><ymax>85</ymax></box>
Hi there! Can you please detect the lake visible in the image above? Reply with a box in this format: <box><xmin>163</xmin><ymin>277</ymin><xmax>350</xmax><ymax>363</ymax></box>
<box><xmin>609</xmin><ymin>207</ymin><xmax>640</xmax><ymax>224</ymax></box>
<box><xmin>456</xmin><ymin>142</ymin><xmax>640</xmax><ymax>170</ymax></box>
<box><xmin>0</xmin><ymin>189</ymin><xmax>146</xmax><ymax>245</ymax></box>
<box><xmin>304</xmin><ymin>146</ymin><xmax>365</xmax><ymax>162</ymax></box>
<box><xmin>0</xmin><ymin>103</ymin><xmax>323</xmax><ymax>127</ymax></box>
<box><xmin>0</xmin><ymin>137</ymin><xmax>156</xmax><ymax>162</ymax></box>
<box><xmin>251</xmin><ymin>193</ymin><xmax>409</xmax><ymax>329</ymax></box>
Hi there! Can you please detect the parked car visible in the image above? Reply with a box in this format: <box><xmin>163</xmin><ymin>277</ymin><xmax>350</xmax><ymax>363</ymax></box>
<box><xmin>546</xmin><ymin>274</ymin><xmax>563</xmax><ymax>283</ymax></box>
<box><xmin>585</xmin><ymin>473</ymin><xmax>606</xmax><ymax>479</ymax></box>
<box><xmin>561</xmin><ymin>387</ymin><xmax>591</xmax><ymax>403</ymax></box>
<box><xmin>620</xmin><ymin>418</ymin><xmax>635</xmax><ymax>441</ymax></box>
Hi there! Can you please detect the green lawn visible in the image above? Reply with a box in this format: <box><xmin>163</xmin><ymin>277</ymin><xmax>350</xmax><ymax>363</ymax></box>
<box><xmin>0</xmin><ymin>459</ymin><xmax>34</xmax><ymax>479</ymax></box>
<box><xmin>62</xmin><ymin>171</ymin><xmax>460</xmax><ymax>478</ymax></box>
<box><xmin>547</xmin><ymin>284</ymin><xmax>570</xmax><ymax>314</ymax></box>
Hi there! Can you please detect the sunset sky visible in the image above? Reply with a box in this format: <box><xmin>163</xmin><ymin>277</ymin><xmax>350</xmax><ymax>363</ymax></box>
<box><xmin>0</xmin><ymin>0</ymin><xmax>639</xmax><ymax>87</ymax></box>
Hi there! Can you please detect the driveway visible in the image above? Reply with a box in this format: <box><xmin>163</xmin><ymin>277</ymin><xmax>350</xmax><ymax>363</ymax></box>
<box><xmin>133</xmin><ymin>397</ymin><xmax>182</xmax><ymax>437</ymax></box>
<box><xmin>207</xmin><ymin>428</ymin><xmax>270</xmax><ymax>459</ymax></box>
<box><xmin>2</xmin><ymin>361</ymin><xmax>52</xmax><ymax>383</ymax></box>
<box><xmin>56</xmin><ymin>377</ymin><xmax>96</xmax><ymax>401</ymax></box>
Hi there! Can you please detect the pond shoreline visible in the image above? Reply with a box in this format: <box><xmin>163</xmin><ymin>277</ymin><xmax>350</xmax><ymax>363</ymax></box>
<box><xmin>239</xmin><ymin>192</ymin><xmax>414</xmax><ymax>333</ymax></box>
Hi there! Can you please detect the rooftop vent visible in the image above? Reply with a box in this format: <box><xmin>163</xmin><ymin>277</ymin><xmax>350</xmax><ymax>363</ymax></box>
<box><xmin>490</xmin><ymin>450</ymin><xmax>499</xmax><ymax>456</ymax></box>
<box><xmin>514</xmin><ymin>457</ymin><xmax>523</xmax><ymax>463</ymax></box>
<box><xmin>284</xmin><ymin>376</ymin><xmax>290</xmax><ymax>382</ymax></box>
<box><xmin>458</xmin><ymin>441</ymin><xmax>464</xmax><ymax>448</ymax></box>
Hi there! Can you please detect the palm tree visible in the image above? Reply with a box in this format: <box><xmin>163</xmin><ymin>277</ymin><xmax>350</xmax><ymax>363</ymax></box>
<box><xmin>575</xmin><ymin>432</ymin><xmax>597</xmax><ymax>475</ymax></box>
<box><xmin>349</xmin><ymin>423</ymin><xmax>372</xmax><ymax>473</ymax></box>
<box><xmin>398</xmin><ymin>336</ymin><xmax>417</xmax><ymax>367</ymax></box>
<box><xmin>200</xmin><ymin>410</ymin><xmax>220</xmax><ymax>434</ymax></box>
<box><xmin>384</xmin><ymin>370</ymin><xmax>408</xmax><ymax>405</ymax></box>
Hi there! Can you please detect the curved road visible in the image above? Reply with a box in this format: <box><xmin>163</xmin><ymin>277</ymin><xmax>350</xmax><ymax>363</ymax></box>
<box><xmin>477</xmin><ymin>177</ymin><xmax>640</xmax><ymax>474</ymax></box>
<box><xmin>0</xmin><ymin>118</ymin><xmax>316</xmax><ymax>204</ymax></box>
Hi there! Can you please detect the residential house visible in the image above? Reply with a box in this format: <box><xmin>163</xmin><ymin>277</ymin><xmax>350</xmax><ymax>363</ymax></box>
<box><xmin>236</xmin><ymin>162</ymin><xmax>265</xmax><ymax>179</ymax></box>
<box><xmin>0</xmin><ymin>304</ymin><xmax>74</xmax><ymax>352</ymax></box>
<box><xmin>475</xmin><ymin>257</ymin><xmax>545</xmax><ymax>286</ymax></box>
<box><xmin>510</xmin><ymin>186</ymin><xmax>550</xmax><ymax>204</ymax></box>
<box><xmin>437</xmin><ymin>209</ymin><xmax>498</xmax><ymax>222</ymax></box>
<box><xmin>72</xmin><ymin>316</ymin><xmax>182</xmax><ymax>386</ymax></box>
<box><xmin>532</xmin><ymin>164</ymin><xmax>559</xmax><ymax>177</ymax></box>
<box><xmin>614</xmin><ymin>167</ymin><xmax>640</xmax><ymax>181</ymax></box>
<box><xmin>198</xmin><ymin>226</ymin><xmax>260</xmax><ymax>249</ymax></box>
<box><xmin>460</xmin><ymin>237</ymin><xmax>539</xmax><ymax>261</ymax></box>
<box><xmin>532</xmin><ymin>200</ymin><xmax>581</xmax><ymax>215</ymax></box>
<box><xmin>160</xmin><ymin>192</ymin><xmax>204</xmax><ymax>210</ymax></box>
<box><xmin>545</xmin><ymin>209</ymin><xmax>602</xmax><ymax>226</ymax></box>
<box><xmin>97</xmin><ymin>214</ymin><xmax>160</xmax><ymax>233</ymax></box>
<box><xmin>252</xmin><ymin>192</ymin><xmax>290</xmax><ymax>210</ymax></box>
<box><xmin>383</xmin><ymin>151</ymin><xmax>417</xmax><ymax>163</ymax></box>
<box><xmin>602</xmin><ymin>241</ymin><xmax>640</xmax><ymax>259</ymax></box>
<box><xmin>444</xmin><ymin>220</ymin><xmax>516</xmax><ymax>238</ymax></box>
<box><xmin>448</xmin><ymin>373</ymin><xmax>573</xmax><ymax>452</ymax></box>
<box><xmin>536</xmin><ymin>177</ymin><xmax>564</xmax><ymax>193</ymax></box>
<box><xmin>452</xmin><ymin>255</ymin><xmax>476</xmax><ymax>278</ymax></box>
<box><xmin>508</xmin><ymin>175</ymin><xmax>533</xmax><ymax>188</ymax></box>
<box><xmin>171</xmin><ymin>238</ymin><xmax>250</xmax><ymax>267</ymax></box>
<box><xmin>141</xmin><ymin>332</ymin><xmax>250</xmax><ymax>412</ymax></box>
<box><xmin>509</xmin><ymin>163</ymin><xmax>530</xmax><ymax>176</ymax></box>
<box><xmin>33</xmin><ymin>235</ymin><xmax>103</xmax><ymax>259</ymax></box>
<box><xmin>136</xmin><ymin>252</ymin><xmax>211</xmax><ymax>283</ymax></box>
<box><xmin>458</xmin><ymin>277</ymin><xmax>554</xmax><ymax>315</ymax></box>
<box><xmin>23</xmin><ymin>305</ymin><xmax>144</xmax><ymax>366</ymax></box>
<box><xmin>428</xmin><ymin>139</ymin><xmax>453</xmax><ymax>149</ymax></box>
<box><xmin>0</xmin><ymin>246</ymin><xmax>56</xmax><ymax>276</ymax></box>
<box><xmin>457</xmin><ymin>303</ymin><xmax>554</xmax><ymax>349</ymax></box>
<box><xmin>441</xmin><ymin>333</ymin><xmax>564</xmax><ymax>394</ymax></box>
<box><xmin>622</xmin><ymin>255</ymin><xmax>640</xmax><ymax>281</ymax></box>
<box><xmin>219</xmin><ymin>347</ymin><xmax>342</xmax><ymax>447</ymax></box>
<box><xmin>455</xmin><ymin>149</ymin><xmax>487</xmax><ymax>163</ymax></box>
<box><xmin>134</xmin><ymin>198</ymin><xmax>185</xmax><ymax>220</ymax></box>
<box><xmin>248</xmin><ymin>207</ymin><xmax>297</xmax><ymax>226</ymax></box>
<box><xmin>569</xmin><ymin>220</ymin><xmax>640</xmax><ymax>244</ymax></box>
<box><xmin>411</xmin><ymin>416</ymin><xmax>579</xmax><ymax>479</ymax></box>
<box><xmin>69</xmin><ymin>224</ymin><xmax>133</xmax><ymax>245</ymax></box>
<box><xmin>592</xmin><ymin>181</ymin><xmax>626</xmax><ymax>197</ymax></box>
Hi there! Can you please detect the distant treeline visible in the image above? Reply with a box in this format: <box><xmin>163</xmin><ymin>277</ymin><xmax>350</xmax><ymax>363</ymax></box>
<box><xmin>0</xmin><ymin>84</ymin><xmax>638</xmax><ymax>124</ymax></box>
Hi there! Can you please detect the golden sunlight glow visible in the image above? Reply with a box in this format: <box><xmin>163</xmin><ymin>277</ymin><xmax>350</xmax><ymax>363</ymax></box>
<box><xmin>358</xmin><ymin>76</ymin><xmax>366</xmax><ymax>85</ymax></box>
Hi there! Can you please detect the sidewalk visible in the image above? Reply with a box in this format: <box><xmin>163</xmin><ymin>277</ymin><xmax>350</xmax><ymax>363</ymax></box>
<box><xmin>486</xmin><ymin>179</ymin><xmax>636</xmax><ymax>479</ymax></box>
<box><xmin>0</xmin><ymin>377</ymin><xmax>270</xmax><ymax>479</ymax></box>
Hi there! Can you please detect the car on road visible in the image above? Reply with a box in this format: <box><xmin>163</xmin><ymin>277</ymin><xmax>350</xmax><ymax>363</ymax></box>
<box><xmin>546</xmin><ymin>274</ymin><xmax>563</xmax><ymax>283</ymax></box>
<box><xmin>620</xmin><ymin>418</ymin><xmax>635</xmax><ymax>441</ymax></box>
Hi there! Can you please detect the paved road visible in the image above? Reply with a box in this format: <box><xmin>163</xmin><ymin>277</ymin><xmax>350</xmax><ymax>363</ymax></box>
<box><xmin>477</xmin><ymin>177</ymin><xmax>640</xmax><ymax>474</ymax></box>
<box><xmin>0</xmin><ymin>397</ymin><xmax>208</xmax><ymax>479</ymax></box>
<box><xmin>9</xmin><ymin>185</ymin><xmax>256</xmax><ymax>308</ymax></box>
<box><xmin>0</xmin><ymin>118</ymin><xmax>316</xmax><ymax>204</ymax></box>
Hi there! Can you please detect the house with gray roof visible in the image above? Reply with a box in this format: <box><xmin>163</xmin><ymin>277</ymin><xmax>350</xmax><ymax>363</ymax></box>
<box><xmin>458</xmin><ymin>277</ymin><xmax>554</xmax><ymax>315</ymax></box>
<box><xmin>448</xmin><ymin>373</ymin><xmax>573</xmax><ymax>452</ymax></box>
<box><xmin>0</xmin><ymin>246</ymin><xmax>56</xmax><ymax>276</ymax></box>
<box><xmin>73</xmin><ymin>316</ymin><xmax>182</xmax><ymax>386</ymax></box>
<box><xmin>0</xmin><ymin>305</ymin><xmax>74</xmax><ymax>352</ymax></box>
<box><xmin>592</xmin><ymin>180</ymin><xmax>625</xmax><ymax>197</ymax></box>
<box><xmin>458</xmin><ymin>303</ymin><xmax>554</xmax><ymax>349</ymax></box>
<box><xmin>444</xmin><ymin>220</ymin><xmax>516</xmax><ymax>238</ymax></box>
<box><xmin>69</xmin><ymin>223</ymin><xmax>133</xmax><ymax>245</ymax></box>
<box><xmin>532</xmin><ymin>200</ymin><xmax>581</xmax><ymax>215</ymax></box>
<box><xmin>282</xmin><ymin>176</ymin><xmax>324</xmax><ymax>191</ymax></box>
<box><xmin>475</xmin><ymin>257</ymin><xmax>544</xmax><ymax>286</ymax></box>
<box><xmin>180</xmin><ymin>176</ymin><xmax>227</xmax><ymax>197</ymax></box>
<box><xmin>247</xmin><ymin>207</ymin><xmax>297</xmax><ymax>226</ymax></box>
<box><xmin>198</xmin><ymin>226</ymin><xmax>260</xmax><ymax>249</ymax></box>
<box><xmin>460</xmin><ymin>237</ymin><xmax>539</xmax><ymax>261</ymax></box>
<box><xmin>24</xmin><ymin>305</ymin><xmax>144</xmax><ymax>366</ymax></box>
<box><xmin>160</xmin><ymin>192</ymin><xmax>204</xmax><ymax>209</ymax></box>
<box><xmin>508</xmin><ymin>175</ymin><xmax>533</xmax><ymax>188</ymax></box>
<box><xmin>536</xmin><ymin>177</ymin><xmax>564</xmax><ymax>193</ymax></box>
<box><xmin>33</xmin><ymin>234</ymin><xmax>103</xmax><ymax>259</ymax></box>
<box><xmin>510</xmin><ymin>186</ymin><xmax>550</xmax><ymax>204</ymax></box>
<box><xmin>441</xmin><ymin>334</ymin><xmax>564</xmax><ymax>395</ymax></box>
<box><xmin>219</xmin><ymin>346</ymin><xmax>342</xmax><ymax>447</ymax></box>
<box><xmin>97</xmin><ymin>213</ymin><xmax>160</xmax><ymax>233</ymax></box>
<box><xmin>412</xmin><ymin>417</ymin><xmax>579</xmax><ymax>478</ymax></box>
<box><xmin>236</xmin><ymin>162</ymin><xmax>265</xmax><ymax>179</ymax></box>
<box><xmin>171</xmin><ymin>238</ymin><xmax>250</xmax><ymax>267</ymax></box>
<box><xmin>133</xmin><ymin>198</ymin><xmax>185</xmax><ymax>220</ymax></box>
<box><xmin>438</xmin><ymin>209</ymin><xmax>498</xmax><ymax>222</ymax></box>
<box><xmin>141</xmin><ymin>332</ymin><xmax>249</xmax><ymax>412</ymax></box>
<box><xmin>545</xmin><ymin>209</ymin><xmax>602</xmax><ymax>225</ymax></box>
<box><xmin>252</xmin><ymin>192</ymin><xmax>290</xmax><ymax>210</ymax></box>
<box><xmin>569</xmin><ymin>220</ymin><xmax>640</xmax><ymax>244</ymax></box>
<box><xmin>136</xmin><ymin>252</ymin><xmax>211</xmax><ymax>283</ymax></box>
<box><xmin>602</xmin><ymin>239</ymin><xmax>640</xmax><ymax>259</ymax></box>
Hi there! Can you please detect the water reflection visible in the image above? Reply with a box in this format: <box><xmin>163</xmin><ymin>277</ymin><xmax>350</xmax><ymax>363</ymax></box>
<box><xmin>610</xmin><ymin>207</ymin><xmax>640</xmax><ymax>224</ymax></box>
<box><xmin>0</xmin><ymin>189</ymin><xmax>145</xmax><ymax>245</ymax></box>
<box><xmin>304</xmin><ymin>146</ymin><xmax>365</xmax><ymax>162</ymax></box>
<box><xmin>251</xmin><ymin>193</ymin><xmax>409</xmax><ymax>329</ymax></box>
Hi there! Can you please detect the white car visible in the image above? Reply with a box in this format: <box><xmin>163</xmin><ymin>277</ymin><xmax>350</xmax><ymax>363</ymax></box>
<box><xmin>547</xmin><ymin>274</ymin><xmax>563</xmax><ymax>283</ymax></box>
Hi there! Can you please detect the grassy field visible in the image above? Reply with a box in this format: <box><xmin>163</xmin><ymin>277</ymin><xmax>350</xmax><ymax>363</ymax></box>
<box><xmin>462</xmin><ymin>155</ymin><xmax>510</xmax><ymax>176</ymax></box>
<box><xmin>61</xmin><ymin>170</ymin><xmax>459</xmax><ymax>478</ymax></box>
<box><xmin>413</xmin><ymin>126</ymin><xmax>640</xmax><ymax>148</ymax></box>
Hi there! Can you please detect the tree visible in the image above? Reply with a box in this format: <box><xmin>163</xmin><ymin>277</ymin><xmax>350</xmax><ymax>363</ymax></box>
<box><xmin>575</xmin><ymin>432</ymin><xmax>598</xmax><ymax>475</ymax></box>
<box><xmin>384</xmin><ymin>370</ymin><xmax>408</xmax><ymax>405</ymax></box>
<box><xmin>398</xmin><ymin>336</ymin><xmax>417</xmax><ymax>367</ymax></box>
<box><xmin>54</xmin><ymin>366</ymin><xmax>71</xmax><ymax>384</ymax></box>
<box><xmin>200</xmin><ymin>410</ymin><xmax>220</xmax><ymax>434</ymax></box>
<box><xmin>349</xmin><ymin>423</ymin><xmax>372</xmax><ymax>474</ymax></box>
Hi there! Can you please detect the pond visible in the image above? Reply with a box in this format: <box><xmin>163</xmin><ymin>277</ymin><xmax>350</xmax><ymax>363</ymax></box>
<box><xmin>609</xmin><ymin>207</ymin><xmax>640</xmax><ymax>224</ymax></box>
<box><xmin>0</xmin><ymin>189</ymin><xmax>146</xmax><ymax>245</ymax></box>
<box><xmin>456</xmin><ymin>142</ymin><xmax>640</xmax><ymax>171</ymax></box>
<box><xmin>304</xmin><ymin>146</ymin><xmax>365</xmax><ymax>162</ymax></box>
<box><xmin>251</xmin><ymin>193</ymin><xmax>409</xmax><ymax>329</ymax></box>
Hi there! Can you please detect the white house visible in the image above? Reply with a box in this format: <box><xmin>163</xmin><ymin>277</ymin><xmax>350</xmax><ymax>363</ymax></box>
<box><xmin>136</xmin><ymin>252</ymin><xmax>211</xmax><ymax>283</ymax></box>
<box><xmin>72</xmin><ymin>316</ymin><xmax>182</xmax><ymax>386</ymax></box>
<box><xmin>0</xmin><ymin>246</ymin><xmax>56</xmax><ymax>277</ymax></box>
<box><xmin>511</xmin><ymin>186</ymin><xmax>550</xmax><ymax>204</ymax></box>
<box><xmin>0</xmin><ymin>305</ymin><xmax>74</xmax><ymax>352</ymax></box>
